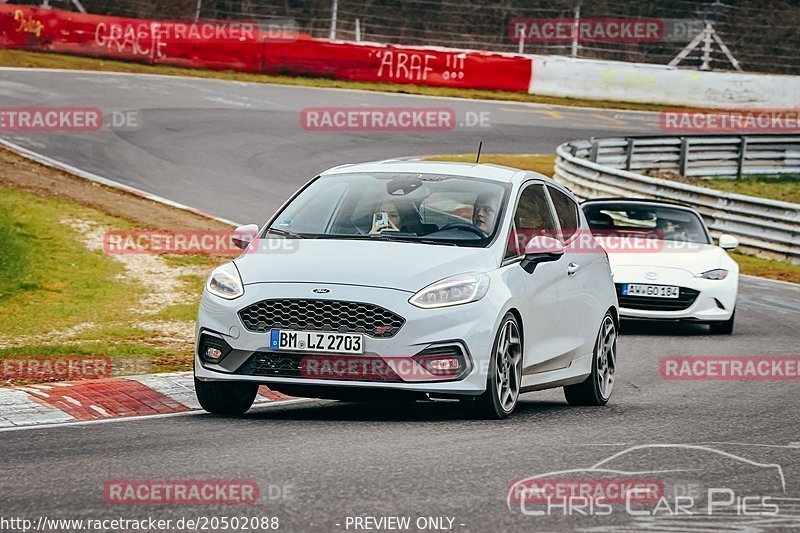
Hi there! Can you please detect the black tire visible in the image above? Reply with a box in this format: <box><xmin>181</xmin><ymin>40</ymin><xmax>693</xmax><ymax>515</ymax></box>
<box><xmin>194</xmin><ymin>378</ymin><xmax>258</xmax><ymax>415</ymax></box>
<box><xmin>709</xmin><ymin>311</ymin><xmax>735</xmax><ymax>335</ymax></box>
<box><xmin>461</xmin><ymin>313</ymin><xmax>523</xmax><ymax>420</ymax></box>
<box><xmin>564</xmin><ymin>312</ymin><xmax>617</xmax><ymax>407</ymax></box>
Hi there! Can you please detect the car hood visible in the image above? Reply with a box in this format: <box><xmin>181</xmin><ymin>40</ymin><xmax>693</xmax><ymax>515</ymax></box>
<box><xmin>599</xmin><ymin>240</ymin><xmax>726</xmax><ymax>275</ymax></box>
<box><xmin>234</xmin><ymin>238</ymin><xmax>498</xmax><ymax>293</ymax></box>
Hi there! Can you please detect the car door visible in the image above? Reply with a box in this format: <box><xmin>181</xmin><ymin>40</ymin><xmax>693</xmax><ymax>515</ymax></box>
<box><xmin>505</xmin><ymin>182</ymin><xmax>576</xmax><ymax>375</ymax></box>
<box><xmin>544</xmin><ymin>184</ymin><xmax>593</xmax><ymax>367</ymax></box>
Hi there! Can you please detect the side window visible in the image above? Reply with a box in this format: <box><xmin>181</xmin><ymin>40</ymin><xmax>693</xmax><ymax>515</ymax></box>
<box><xmin>505</xmin><ymin>221</ymin><xmax>520</xmax><ymax>259</ymax></box>
<box><xmin>505</xmin><ymin>183</ymin><xmax>558</xmax><ymax>257</ymax></box>
<box><xmin>547</xmin><ymin>186</ymin><xmax>580</xmax><ymax>242</ymax></box>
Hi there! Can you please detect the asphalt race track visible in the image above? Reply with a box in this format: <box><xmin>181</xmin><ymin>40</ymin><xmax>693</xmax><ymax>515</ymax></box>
<box><xmin>1</xmin><ymin>69</ymin><xmax>800</xmax><ymax>532</ymax></box>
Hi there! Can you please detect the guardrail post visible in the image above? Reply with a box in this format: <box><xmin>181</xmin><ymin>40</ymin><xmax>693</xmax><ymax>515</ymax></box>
<box><xmin>679</xmin><ymin>137</ymin><xmax>689</xmax><ymax>176</ymax></box>
<box><xmin>737</xmin><ymin>136</ymin><xmax>747</xmax><ymax>179</ymax></box>
<box><xmin>625</xmin><ymin>138</ymin><xmax>635</xmax><ymax>171</ymax></box>
<box><xmin>589</xmin><ymin>138</ymin><xmax>599</xmax><ymax>162</ymax></box>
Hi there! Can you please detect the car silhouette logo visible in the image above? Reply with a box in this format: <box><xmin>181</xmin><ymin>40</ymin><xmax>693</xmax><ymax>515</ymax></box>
<box><xmin>312</xmin><ymin>288</ymin><xmax>330</xmax><ymax>294</ymax></box>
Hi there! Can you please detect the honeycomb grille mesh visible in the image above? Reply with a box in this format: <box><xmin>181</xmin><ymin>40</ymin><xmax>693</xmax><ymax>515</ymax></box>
<box><xmin>238</xmin><ymin>299</ymin><xmax>405</xmax><ymax>338</ymax></box>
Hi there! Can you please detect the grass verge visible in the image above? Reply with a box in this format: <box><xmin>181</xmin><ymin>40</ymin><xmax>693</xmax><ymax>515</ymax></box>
<box><xmin>0</xmin><ymin>150</ymin><xmax>230</xmax><ymax>385</ymax></box>
<box><xmin>0</xmin><ymin>48</ymin><xmax>687</xmax><ymax>112</ymax></box>
<box><xmin>0</xmin><ymin>186</ymin><xmax>139</xmax><ymax>336</ymax></box>
<box><xmin>687</xmin><ymin>175</ymin><xmax>800</xmax><ymax>204</ymax></box>
<box><xmin>426</xmin><ymin>153</ymin><xmax>557</xmax><ymax>177</ymax></box>
<box><xmin>649</xmin><ymin>171</ymin><xmax>800</xmax><ymax>204</ymax></box>
<box><xmin>729</xmin><ymin>252</ymin><xmax>800</xmax><ymax>284</ymax></box>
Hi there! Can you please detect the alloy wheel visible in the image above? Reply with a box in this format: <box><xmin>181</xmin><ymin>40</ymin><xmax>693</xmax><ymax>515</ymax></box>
<box><xmin>596</xmin><ymin>316</ymin><xmax>617</xmax><ymax>400</ymax></box>
<box><xmin>495</xmin><ymin>319</ymin><xmax>523</xmax><ymax>412</ymax></box>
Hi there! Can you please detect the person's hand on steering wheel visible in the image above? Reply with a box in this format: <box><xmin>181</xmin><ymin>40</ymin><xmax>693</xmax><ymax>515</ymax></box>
<box><xmin>438</xmin><ymin>222</ymin><xmax>488</xmax><ymax>238</ymax></box>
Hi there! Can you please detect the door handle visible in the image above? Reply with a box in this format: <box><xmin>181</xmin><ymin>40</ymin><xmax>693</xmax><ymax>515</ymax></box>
<box><xmin>567</xmin><ymin>262</ymin><xmax>581</xmax><ymax>276</ymax></box>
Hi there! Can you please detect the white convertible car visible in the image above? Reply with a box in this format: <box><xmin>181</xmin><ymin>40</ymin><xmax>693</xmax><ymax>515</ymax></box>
<box><xmin>195</xmin><ymin>161</ymin><xmax>619</xmax><ymax>419</ymax></box>
<box><xmin>581</xmin><ymin>199</ymin><xmax>739</xmax><ymax>334</ymax></box>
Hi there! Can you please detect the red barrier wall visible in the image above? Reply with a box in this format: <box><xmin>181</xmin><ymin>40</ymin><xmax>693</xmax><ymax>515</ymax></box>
<box><xmin>0</xmin><ymin>5</ymin><xmax>532</xmax><ymax>92</ymax></box>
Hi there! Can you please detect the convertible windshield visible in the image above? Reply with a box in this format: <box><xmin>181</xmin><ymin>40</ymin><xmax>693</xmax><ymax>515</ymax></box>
<box><xmin>583</xmin><ymin>202</ymin><xmax>711</xmax><ymax>245</ymax></box>
<box><xmin>267</xmin><ymin>172</ymin><xmax>509</xmax><ymax>247</ymax></box>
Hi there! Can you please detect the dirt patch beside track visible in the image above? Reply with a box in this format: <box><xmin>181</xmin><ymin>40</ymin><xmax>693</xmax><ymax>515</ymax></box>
<box><xmin>0</xmin><ymin>147</ymin><xmax>233</xmax><ymax>232</ymax></box>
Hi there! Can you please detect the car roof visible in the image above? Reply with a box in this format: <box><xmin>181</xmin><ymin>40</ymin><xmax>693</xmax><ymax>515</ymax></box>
<box><xmin>319</xmin><ymin>159</ymin><xmax>543</xmax><ymax>184</ymax></box>
<box><xmin>581</xmin><ymin>197</ymin><xmax>700</xmax><ymax>213</ymax></box>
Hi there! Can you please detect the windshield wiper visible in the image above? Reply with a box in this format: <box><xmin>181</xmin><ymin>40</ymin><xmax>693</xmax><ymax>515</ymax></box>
<box><xmin>307</xmin><ymin>233</ymin><xmax>458</xmax><ymax>246</ymax></box>
<box><xmin>265</xmin><ymin>227</ymin><xmax>308</xmax><ymax>239</ymax></box>
<box><xmin>365</xmin><ymin>234</ymin><xmax>458</xmax><ymax>246</ymax></box>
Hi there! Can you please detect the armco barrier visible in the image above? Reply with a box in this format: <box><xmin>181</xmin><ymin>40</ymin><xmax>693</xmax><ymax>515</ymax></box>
<box><xmin>0</xmin><ymin>5</ymin><xmax>531</xmax><ymax>92</ymax></box>
<box><xmin>554</xmin><ymin>134</ymin><xmax>800</xmax><ymax>264</ymax></box>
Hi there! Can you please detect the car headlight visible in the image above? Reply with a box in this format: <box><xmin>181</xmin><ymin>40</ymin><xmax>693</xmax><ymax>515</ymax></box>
<box><xmin>409</xmin><ymin>273</ymin><xmax>490</xmax><ymax>309</ymax></box>
<box><xmin>699</xmin><ymin>268</ymin><xmax>729</xmax><ymax>280</ymax></box>
<box><xmin>206</xmin><ymin>262</ymin><xmax>244</xmax><ymax>299</ymax></box>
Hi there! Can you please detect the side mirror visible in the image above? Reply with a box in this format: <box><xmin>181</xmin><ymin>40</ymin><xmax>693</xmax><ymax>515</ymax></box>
<box><xmin>232</xmin><ymin>224</ymin><xmax>259</xmax><ymax>250</ymax></box>
<box><xmin>718</xmin><ymin>234</ymin><xmax>739</xmax><ymax>250</ymax></box>
<box><xmin>521</xmin><ymin>235</ymin><xmax>565</xmax><ymax>273</ymax></box>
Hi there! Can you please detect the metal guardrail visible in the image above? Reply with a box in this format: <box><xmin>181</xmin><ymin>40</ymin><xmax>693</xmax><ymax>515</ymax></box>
<box><xmin>554</xmin><ymin>134</ymin><xmax>800</xmax><ymax>264</ymax></box>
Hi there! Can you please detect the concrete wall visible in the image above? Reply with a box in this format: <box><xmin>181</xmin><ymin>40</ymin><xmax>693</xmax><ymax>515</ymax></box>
<box><xmin>529</xmin><ymin>55</ymin><xmax>800</xmax><ymax>110</ymax></box>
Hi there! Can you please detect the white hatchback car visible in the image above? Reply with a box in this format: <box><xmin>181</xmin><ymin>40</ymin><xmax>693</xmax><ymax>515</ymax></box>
<box><xmin>581</xmin><ymin>199</ymin><xmax>739</xmax><ymax>334</ymax></box>
<box><xmin>195</xmin><ymin>161</ymin><xmax>618</xmax><ymax>419</ymax></box>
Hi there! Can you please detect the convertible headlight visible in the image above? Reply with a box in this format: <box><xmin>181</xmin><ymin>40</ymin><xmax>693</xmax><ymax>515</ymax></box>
<box><xmin>206</xmin><ymin>262</ymin><xmax>244</xmax><ymax>299</ymax></box>
<box><xmin>409</xmin><ymin>273</ymin><xmax>490</xmax><ymax>309</ymax></box>
<box><xmin>699</xmin><ymin>268</ymin><xmax>729</xmax><ymax>280</ymax></box>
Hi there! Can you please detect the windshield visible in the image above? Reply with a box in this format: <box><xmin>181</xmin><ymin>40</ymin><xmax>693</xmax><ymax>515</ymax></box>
<box><xmin>582</xmin><ymin>202</ymin><xmax>711</xmax><ymax>245</ymax></box>
<box><xmin>266</xmin><ymin>172</ymin><xmax>509</xmax><ymax>247</ymax></box>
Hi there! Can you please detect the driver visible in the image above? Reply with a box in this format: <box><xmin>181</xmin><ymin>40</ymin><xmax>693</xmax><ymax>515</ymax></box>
<box><xmin>657</xmin><ymin>217</ymin><xmax>681</xmax><ymax>240</ymax></box>
<box><xmin>472</xmin><ymin>193</ymin><xmax>500</xmax><ymax>234</ymax></box>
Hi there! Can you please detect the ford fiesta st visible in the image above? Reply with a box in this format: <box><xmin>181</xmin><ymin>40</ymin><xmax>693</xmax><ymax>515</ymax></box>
<box><xmin>581</xmin><ymin>199</ymin><xmax>739</xmax><ymax>334</ymax></box>
<box><xmin>195</xmin><ymin>161</ymin><xmax>618</xmax><ymax>419</ymax></box>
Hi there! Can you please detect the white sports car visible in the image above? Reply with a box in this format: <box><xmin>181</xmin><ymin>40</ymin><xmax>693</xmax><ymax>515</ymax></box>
<box><xmin>581</xmin><ymin>199</ymin><xmax>739</xmax><ymax>334</ymax></box>
<box><xmin>195</xmin><ymin>161</ymin><xmax>618</xmax><ymax>419</ymax></box>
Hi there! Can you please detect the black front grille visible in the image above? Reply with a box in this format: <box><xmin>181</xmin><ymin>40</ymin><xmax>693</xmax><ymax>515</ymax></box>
<box><xmin>238</xmin><ymin>299</ymin><xmax>405</xmax><ymax>338</ymax></box>
<box><xmin>616</xmin><ymin>284</ymin><xmax>700</xmax><ymax>311</ymax></box>
<box><xmin>240</xmin><ymin>352</ymin><xmax>402</xmax><ymax>382</ymax></box>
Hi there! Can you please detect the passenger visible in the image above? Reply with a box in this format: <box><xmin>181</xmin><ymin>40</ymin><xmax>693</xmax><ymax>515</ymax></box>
<box><xmin>370</xmin><ymin>201</ymin><xmax>402</xmax><ymax>234</ymax></box>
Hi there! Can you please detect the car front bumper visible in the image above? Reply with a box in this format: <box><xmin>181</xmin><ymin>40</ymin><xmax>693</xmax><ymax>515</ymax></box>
<box><xmin>194</xmin><ymin>282</ymin><xmax>500</xmax><ymax>395</ymax></box>
<box><xmin>613</xmin><ymin>266</ymin><xmax>738</xmax><ymax>322</ymax></box>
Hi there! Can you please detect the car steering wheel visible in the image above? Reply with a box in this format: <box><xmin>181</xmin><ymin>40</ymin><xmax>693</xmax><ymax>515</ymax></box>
<box><xmin>438</xmin><ymin>222</ymin><xmax>488</xmax><ymax>238</ymax></box>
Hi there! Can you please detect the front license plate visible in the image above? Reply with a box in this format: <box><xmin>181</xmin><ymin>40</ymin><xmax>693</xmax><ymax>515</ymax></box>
<box><xmin>269</xmin><ymin>329</ymin><xmax>364</xmax><ymax>354</ymax></box>
<box><xmin>622</xmin><ymin>284</ymin><xmax>680</xmax><ymax>298</ymax></box>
